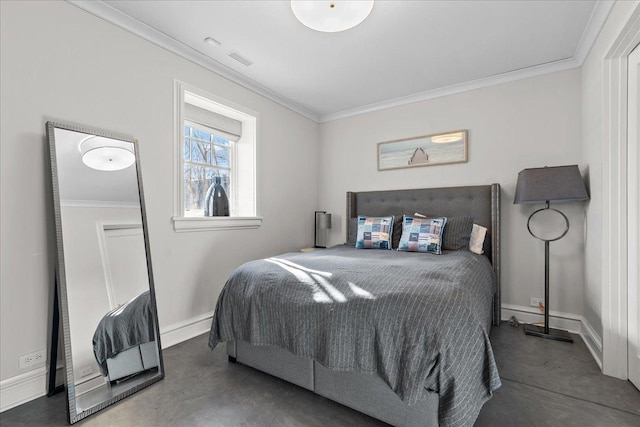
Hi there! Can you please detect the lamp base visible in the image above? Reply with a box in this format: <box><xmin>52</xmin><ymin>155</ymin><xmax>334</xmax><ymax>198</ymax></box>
<box><xmin>523</xmin><ymin>324</ymin><xmax>573</xmax><ymax>343</ymax></box>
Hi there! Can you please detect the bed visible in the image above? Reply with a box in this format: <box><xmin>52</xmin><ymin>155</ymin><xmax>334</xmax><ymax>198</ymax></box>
<box><xmin>209</xmin><ymin>184</ymin><xmax>501</xmax><ymax>427</ymax></box>
<box><xmin>92</xmin><ymin>290</ymin><xmax>159</xmax><ymax>382</ymax></box>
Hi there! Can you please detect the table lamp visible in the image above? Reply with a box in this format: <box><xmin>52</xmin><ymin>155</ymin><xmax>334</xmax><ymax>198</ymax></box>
<box><xmin>314</xmin><ymin>211</ymin><xmax>332</xmax><ymax>248</ymax></box>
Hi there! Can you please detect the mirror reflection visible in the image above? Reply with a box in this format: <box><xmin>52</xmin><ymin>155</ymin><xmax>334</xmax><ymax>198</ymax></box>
<box><xmin>51</xmin><ymin>124</ymin><xmax>162</xmax><ymax>421</ymax></box>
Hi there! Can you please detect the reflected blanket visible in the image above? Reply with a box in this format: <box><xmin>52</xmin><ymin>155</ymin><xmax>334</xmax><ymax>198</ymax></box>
<box><xmin>93</xmin><ymin>290</ymin><xmax>154</xmax><ymax>376</ymax></box>
<box><xmin>209</xmin><ymin>245</ymin><xmax>501</xmax><ymax>427</ymax></box>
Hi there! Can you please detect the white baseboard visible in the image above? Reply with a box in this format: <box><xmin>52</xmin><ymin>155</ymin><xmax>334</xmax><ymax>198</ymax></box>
<box><xmin>75</xmin><ymin>373</ymin><xmax>106</xmax><ymax>396</ymax></box>
<box><xmin>0</xmin><ymin>367</ymin><xmax>49</xmax><ymax>413</ymax></box>
<box><xmin>501</xmin><ymin>304</ymin><xmax>603</xmax><ymax>369</ymax></box>
<box><xmin>579</xmin><ymin>316</ymin><xmax>603</xmax><ymax>369</ymax></box>
<box><xmin>159</xmin><ymin>311</ymin><xmax>213</xmax><ymax>349</ymax></box>
<box><xmin>0</xmin><ymin>312</ymin><xmax>214</xmax><ymax>413</ymax></box>
<box><xmin>501</xmin><ymin>303</ymin><xmax>583</xmax><ymax>333</ymax></box>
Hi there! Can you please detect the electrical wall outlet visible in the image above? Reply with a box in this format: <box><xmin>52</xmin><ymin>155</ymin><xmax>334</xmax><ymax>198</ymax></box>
<box><xmin>530</xmin><ymin>297</ymin><xmax>544</xmax><ymax>309</ymax></box>
<box><xmin>19</xmin><ymin>349</ymin><xmax>46</xmax><ymax>369</ymax></box>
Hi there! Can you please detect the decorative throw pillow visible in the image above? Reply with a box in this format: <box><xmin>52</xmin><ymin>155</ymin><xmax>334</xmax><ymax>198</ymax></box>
<box><xmin>469</xmin><ymin>224</ymin><xmax>487</xmax><ymax>255</ymax></box>
<box><xmin>412</xmin><ymin>214</ymin><xmax>473</xmax><ymax>251</ymax></box>
<box><xmin>355</xmin><ymin>216</ymin><xmax>394</xmax><ymax>249</ymax></box>
<box><xmin>442</xmin><ymin>215</ymin><xmax>474</xmax><ymax>250</ymax></box>
<box><xmin>392</xmin><ymin>219</ymin><xmax>404</xmax><ymax>249</ymax></box>
<box><xmin>397</xmin><ymin>216</ymin><xmax>447</xmax><ymax>254</ymax></box>
<box><xmin>347</xmin><ymin>217</ymin><xmax>358</xmax><ymax>245</ymax></box>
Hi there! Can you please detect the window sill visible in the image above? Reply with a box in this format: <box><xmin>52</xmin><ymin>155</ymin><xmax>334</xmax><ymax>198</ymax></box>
<box><xmin>172</xmin><ymin>216</ymin><xmax>262</xmax><ymax>232</ymax></box>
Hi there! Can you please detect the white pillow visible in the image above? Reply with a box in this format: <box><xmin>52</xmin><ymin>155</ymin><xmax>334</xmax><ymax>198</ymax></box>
<box><xmin>469</xmin><ymin>224</ymin><xmax>487</xmax><ymax>254</ymax></box>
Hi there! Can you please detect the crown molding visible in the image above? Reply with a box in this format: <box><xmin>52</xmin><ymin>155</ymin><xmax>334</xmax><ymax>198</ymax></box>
<box><xmin>574</xmin><ymin>0</ymin><xmax>616</xmax><ymax>64</ymax></box>
<box><xmin>320</xmin><ymin>0</ymin><xmax>614</xmax><ymax>123</ymax></box>
<box><xmin>68</xmin><ymin>0</ymin><xmax>611</xmax><ymax>125</ymax></box>
<box><xmin>67</xmin><ymin>1</ymin><xmax>320</xmax><ymax>123</ymax></box>
<box><xmin>318</xmin><ymin>57</ymin><xmax>581</xmax><ymax>122</ymax></box>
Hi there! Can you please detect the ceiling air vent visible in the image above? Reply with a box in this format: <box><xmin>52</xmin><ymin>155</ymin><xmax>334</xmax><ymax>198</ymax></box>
<box><xmin>228</xmin><ymin>51</ymin><xmax>253</xmax><ymax>67</ymax></box>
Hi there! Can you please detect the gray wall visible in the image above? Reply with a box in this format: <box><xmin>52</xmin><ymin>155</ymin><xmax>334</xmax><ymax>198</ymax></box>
<box><xmin>318</xmin><ymin>69</ymin><xmax>586</xmax><ymax>316</ymax></box>
<box><xmin>0</xmin><ymin>0</ymin><xmax>319</xmax><ymax>382</ymax></box>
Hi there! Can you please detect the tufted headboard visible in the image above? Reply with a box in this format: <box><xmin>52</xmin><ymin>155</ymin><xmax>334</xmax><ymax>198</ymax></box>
<box><xmin>346</xmin><ymin>184</ymin><xmax>501</xmax><ymax>325</ymax></box>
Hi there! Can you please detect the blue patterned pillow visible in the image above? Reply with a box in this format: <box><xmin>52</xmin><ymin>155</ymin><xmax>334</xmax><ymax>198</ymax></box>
<box><xmin>355</xmin><ymin>216</ymin><xmax>394</xmax><ymax>249</ymax></box>
<box><xmin>397</xmin><ymin>216</ymin><xmax>447</xmax><ymax>254</ymax></box>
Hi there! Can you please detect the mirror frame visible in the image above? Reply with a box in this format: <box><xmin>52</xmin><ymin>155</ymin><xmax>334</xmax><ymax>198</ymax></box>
<box><xmin>46</xmin><ymin>121</ymin><xmax>164</xmax><ymax>424</ymax></box>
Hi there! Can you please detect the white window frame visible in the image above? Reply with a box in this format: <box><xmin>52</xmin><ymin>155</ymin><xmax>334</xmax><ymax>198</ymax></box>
<box><xmin>173</xmin><ymin>80</ymin><xmax>261</xmax><ymax>232</ymax></box>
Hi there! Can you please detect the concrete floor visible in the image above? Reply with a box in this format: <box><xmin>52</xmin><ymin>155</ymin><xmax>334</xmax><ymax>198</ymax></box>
<box><xmin>1</xmin><ymin>324</ymin><xmax>638</xmax><ymax>426</ymax></box>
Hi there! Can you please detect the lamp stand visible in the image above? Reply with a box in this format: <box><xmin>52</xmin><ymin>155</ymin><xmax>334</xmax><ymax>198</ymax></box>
<box><xmin>523</xmin><ymin>203</ymin><xmax>573</xmax><ymax>343</ymax></box>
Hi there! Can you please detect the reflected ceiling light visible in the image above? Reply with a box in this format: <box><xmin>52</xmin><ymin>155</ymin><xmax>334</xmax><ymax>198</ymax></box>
<box><xmin>431</xmin><ymin>132</ymin><xmax>464</xmax><ymax>144</ymax></box>
<box><xmin>80</xmin><ymin>136</ymin><xmax>135</xmax><ymax>171</ymax></box>
<box><xmin>291</xmin><ymin>0</ymin><xmax>374</xmax><ymax>33</ymax></box>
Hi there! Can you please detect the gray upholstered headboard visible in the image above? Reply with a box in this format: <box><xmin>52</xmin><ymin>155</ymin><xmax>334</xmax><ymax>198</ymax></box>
<box><xmin>346</xmin><ymin>184</ymin><xmax>501</xmax><ymax>326</ymax></box>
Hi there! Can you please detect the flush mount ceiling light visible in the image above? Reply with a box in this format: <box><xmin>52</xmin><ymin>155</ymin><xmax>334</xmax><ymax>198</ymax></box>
<box><xmin>204</xmin><ymin>37</ymin><xmax>221</xmax><ymax>47</ymax></box>
<box><xmin>80</xmin><ymin>136</ymin><xmax>135</xmax><ymax>171</ymax></box>
<box><xmin>291</xmin><ymin>0</ymin><xmax>374</xmax><ymax>33</ymax></box>
<box><xmin>431</xmin><ymin>132</ymin><xmax>464</xmax><ymax>143</ymax></box>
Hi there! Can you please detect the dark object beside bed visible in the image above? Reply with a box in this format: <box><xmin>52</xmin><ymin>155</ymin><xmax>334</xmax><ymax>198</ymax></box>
<box><xmin>209</xmin><ymin>184</ymin><xmax>501</xmax><ymax>427</ymax></box>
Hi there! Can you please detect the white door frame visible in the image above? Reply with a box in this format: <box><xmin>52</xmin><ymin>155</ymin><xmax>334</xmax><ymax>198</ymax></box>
<box><xmin>602</xmin><ymin>5</ymin><xmax>640</xmax><ymax>379</ymax></box>
<box><xmin>628</xmin><ymin>42</ymin><xmax>640</xmax><ymax>388</ymax></box>
<box><xmin>95</xmin><ymin>221</ymin><xmax>142</xmax><ymax>310</ymax></box>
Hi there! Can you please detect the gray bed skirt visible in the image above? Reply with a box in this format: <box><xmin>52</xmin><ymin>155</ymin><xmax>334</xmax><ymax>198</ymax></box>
<box><xmin>227</xmin><ymin>340</ymin><xmax>439</xmax><ymax>427</ymax></box>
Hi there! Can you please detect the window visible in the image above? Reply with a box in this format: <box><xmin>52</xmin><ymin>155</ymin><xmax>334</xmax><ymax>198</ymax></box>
<box><xmin>173</xmin><ymin>81</ymin><xmax>260</xmax><ymax>232</ymax></box>
<box><xmin>183</xmin><ymin>122</ymin><xmax>232</xmax><ymax>217</ymax></box>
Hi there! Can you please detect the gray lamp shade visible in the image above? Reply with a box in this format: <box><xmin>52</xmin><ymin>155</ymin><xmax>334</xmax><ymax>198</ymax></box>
<box><xmin>514</xmin><ymin>165</ymin><xmax>589</xmax><ymax>204</ymax></box>
<box><xmin>318</xmin><ymin>213</ymin><xmax>332</xmax><ymax>229</ymax></box>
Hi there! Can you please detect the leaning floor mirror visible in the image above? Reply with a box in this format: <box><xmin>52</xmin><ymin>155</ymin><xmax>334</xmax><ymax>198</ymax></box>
<box><xmin>46</xmin><ymin>122</ymin><xmax>164</xmax><ymax>424</ymax></box>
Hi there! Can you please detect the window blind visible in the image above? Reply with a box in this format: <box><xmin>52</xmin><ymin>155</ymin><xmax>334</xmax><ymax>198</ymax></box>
<box><xmin>185</xmin><ymin>103</ymin><xmax>242</xmax><ymax>142</ymax></box>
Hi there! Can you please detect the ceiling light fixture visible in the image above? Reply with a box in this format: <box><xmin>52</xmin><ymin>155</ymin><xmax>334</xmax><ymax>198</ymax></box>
<box><xmin>431</xmin><ymin>132</ymin><xmax>464</xmax><ymax>144</ymax></box>
<box><xmin>80</xmin><ymin>136</ymin><xmax>135</xmax><ymax>171</ymax></box>
<box><xmin>291</xmin><ymin>0</ymin><xmax>374</xmax><ymax>33</ymax></box>
<box><xmin>204</xmin><ymin>37</ymin><xmax>221</xmax><ymax>47</ymax></box>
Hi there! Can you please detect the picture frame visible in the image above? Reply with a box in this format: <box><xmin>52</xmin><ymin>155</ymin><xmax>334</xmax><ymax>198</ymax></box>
<box><xmin>377</xmin><ymin>130</ymin><xmax>468</xmax><ymax>171</ymax></box>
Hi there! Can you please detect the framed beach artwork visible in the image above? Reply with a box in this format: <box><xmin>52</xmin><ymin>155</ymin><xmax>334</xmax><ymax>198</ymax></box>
<box><xmin>377</xmin><ymin>130</ymin><xmax>468</xmax><ymax>171</ymax></box>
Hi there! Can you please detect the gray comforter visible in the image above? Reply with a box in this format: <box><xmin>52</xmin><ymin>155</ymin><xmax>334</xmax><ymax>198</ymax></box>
<box><xmin>209</xmin><ymin>245</ymin><xmax>501</xmax><ymax>427</ymax></box>
<box><xmin>93</xmin><ymin>290</ymin><xmax>155</xmax><ymax>376</ymax></box>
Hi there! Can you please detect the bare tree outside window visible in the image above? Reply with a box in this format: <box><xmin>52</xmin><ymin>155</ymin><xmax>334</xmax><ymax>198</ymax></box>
<box><xmin>183</xmin><ymin>123</ymin><xmax>230</xmax><ymax>216</ymax></box>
